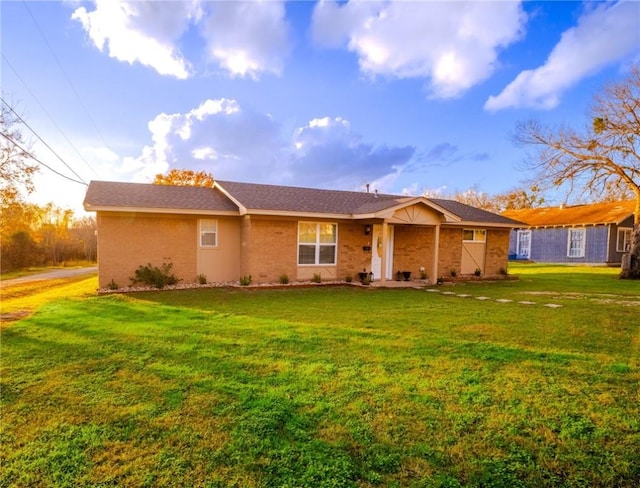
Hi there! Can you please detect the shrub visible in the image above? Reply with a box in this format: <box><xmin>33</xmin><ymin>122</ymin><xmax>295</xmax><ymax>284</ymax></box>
<box><xmin>108</xmin><ymin>279</ymin><xmax>119</xmax><ymax>290</ymax></box>
<box><xmin>474</xmin><ymin>268</ymin><xmax>482</xmax><ymax>276</ymax></box>
<box><xmin>279</xmin><ymin>274</ymin><xmax>290</xmax><ymax>284</ymax></box>
<box><xmin>499</xmin><ymin>266</ymin><xmax>509</xmax><ymax>275</ymax></box>
<box><xmin>239</xmin><ymin>275</ymin><xmax>252</xmax><ymax>286</ymax></box>
<box><xmin>197</xmin><ymin>274</ymin><xmax>207</xmax><ymax>285</ymax></box>
<box><xmin>131</xmin><ymin>263</ymin><xmax>181</xmax><ymax>289</ymax></box>
<box><xmin>450</xmin><ymin>268</ymin><xmax>458</xmax><ymax>277</ymax></box>
<box><xmin>345</xmin><ymin>274</ymin><xmax>353</xmax><ymax>283</ymax></box>
<box><xmin>312</xmin><ymin>273</ymin><xmax>322</xmax><ymax>283</ymax></box>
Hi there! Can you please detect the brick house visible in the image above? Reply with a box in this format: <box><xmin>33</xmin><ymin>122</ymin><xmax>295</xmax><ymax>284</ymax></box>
<box><xmin>83</xmin><ymin>180</ymin><xmax>521</xmax><ymax>288</ymax></box>
<box><xmin>503</xmin><ymin>200</ymin><xmax>636</xmax><ymax>266</ymax></box>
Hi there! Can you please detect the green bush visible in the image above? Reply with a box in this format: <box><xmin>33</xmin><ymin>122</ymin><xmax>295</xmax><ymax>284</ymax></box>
<box><xmin>312</xmin><ymin>273</ymin><xmax>322</xmax><ymax>283</ymax></box>
<box><xmin>197</xmin><ymin>274</ymin><xmax>207</xmax><ymax>285</ymax></box>
<box><xmin>239</xmin><ymin>275</ymin><xmax>252</xmax><ymax>286</ymax></box>
<box><xmin>279</xmin><ymin>274</ymin><xmax>290</xmax><ymax>284</ymax></box>
<box><xmin>131</xmin><ymin>263</ymin><xmax>181</xmax><ymax>289</ymax></box>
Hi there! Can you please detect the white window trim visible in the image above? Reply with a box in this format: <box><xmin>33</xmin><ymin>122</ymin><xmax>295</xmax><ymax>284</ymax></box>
<box><xmin>463</xmin><ymin>228</ymin><xmax>486</xmax><ymax>243</ymax></box>
<box><xmin>617</xmin><ymin>227</ymin><xmax>632</xmax><ymax>252</ymax></box>
<box><xmin>567</xmin><ymin>227</ymin><xmax>586</xmax><ymax>258</ymax></box>
<box><xmin>199</xmin><ymin>219</ymin><xmax>218</xmax><ymax>248</ymax></box>
<box><xmin>297</xmin><ymin>222</ymin><xmax>337</xmax><ymax>266</ymax></box>
<box><xmin>516</xmin><ymin>230</ymin><xmax>531</xmax><ymax>259</ymax></box>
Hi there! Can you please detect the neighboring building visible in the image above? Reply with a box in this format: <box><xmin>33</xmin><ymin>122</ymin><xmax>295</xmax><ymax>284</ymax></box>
<box><xmin>503</xmin><ymin>201</ymin><xmax>635</xmax><ymax>265</ymax></box>
<box><xmin>83</xmin><ymin>180</ymin><xmax>521</xmax><ymax>288</ymax></box>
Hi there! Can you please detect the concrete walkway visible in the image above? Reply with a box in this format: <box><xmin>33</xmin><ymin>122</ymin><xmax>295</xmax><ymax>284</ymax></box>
<box><xmin>1</xmin><ymin>267</ymin><xmax>97</xmax><ymax>286</ymax></box>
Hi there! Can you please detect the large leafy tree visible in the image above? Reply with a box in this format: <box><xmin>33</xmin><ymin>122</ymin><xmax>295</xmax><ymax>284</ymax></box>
<box><xmin>153</xmin><ymin>169</ymin><xmax>214</xmax><ymax>187</ymax></box>
<box><xmin>513</xmin><ymin>66</ymin><xmax>640</xmax><ymax>279</ymax></box>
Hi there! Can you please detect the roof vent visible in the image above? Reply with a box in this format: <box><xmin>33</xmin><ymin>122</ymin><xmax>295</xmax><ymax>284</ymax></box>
<box><xmin>374</xmin><ymin>189</ymin><xmax>379</xmax><ymax>199</ymax></box>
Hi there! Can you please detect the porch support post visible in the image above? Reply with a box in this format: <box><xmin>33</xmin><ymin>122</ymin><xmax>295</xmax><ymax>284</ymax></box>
<box><xmin>432</xmin><ymin>224</ymin><xmax>440</xmax><ymax>281</ymax></box>
<box><xmin>380</xmin><ymin>221</ymin><xmax>388</xmax><ymax>283</ymax></box>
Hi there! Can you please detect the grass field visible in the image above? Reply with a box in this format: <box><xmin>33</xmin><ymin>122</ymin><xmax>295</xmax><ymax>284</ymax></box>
<box><xmin>1</xmin><ymin>264</ymin><xmax>639</xmax><ymax>487</ymax></box>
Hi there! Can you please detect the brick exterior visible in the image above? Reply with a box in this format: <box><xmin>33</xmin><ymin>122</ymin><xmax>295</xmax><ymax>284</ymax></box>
<box><xmin>337</xmin><ymin>223</ymin><xmax>372</xmax><ymax>279</ymax></box>
<box><xmin>438</xmin><ymin>227</ymin><xmax>463</xmax><ymax>277</ymax></box>
<box><xmin>393</xmin><ymin>226</ymin><xmax>435</xmax><ymax>280</ymax></box>
<box><xmin>97</xmin><ymin>212</ymin><xmax>198</xmax><ymax>289</ymax></box>
<box><xmin>240</xmin><ymin>216</ymin><xmax>299</xmax><ymax>282</ymax></box>
<box><xmin>96</xmin><ymin>211</ymin><xmax>512</xmax><ymax>287</ymax></box>
<box><xmin>484</xmin><ymin>229</ymin><xmax>510</xmax><ymax>275</ymax></box>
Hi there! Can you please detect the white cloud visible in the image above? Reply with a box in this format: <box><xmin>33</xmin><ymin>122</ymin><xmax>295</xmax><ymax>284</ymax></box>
<box><xmin>72</xmin><ymin>0</ymin><xmax>199</xmax><ymax>79</ymax></box>
<box><xmin>485</xmin><ymin>1</ymin><xmax>640</xmax><ymax>111</ymax></box>
<box><xmin>200</xmin><ymin>0</ymin><xmax>290</xmax><ymax>78</ymax></box>
<box><xmin>311</xmin><ymin>0</ymin><xmax>526</xmax><ymax>98</ymax></box>
<box><xmin>119</xmin><ymin>101</ymin><xmax>415</xmax><ymax>190</ymax></box>
<box><xmin>71</xmin><ymin>0</ymin><xmax>290</xmax><ymax>79</ymax></box>
<box><xmin>290</xmin><ymin>116</ymin><xmax>415</xmax><ymax>188</ymax></box>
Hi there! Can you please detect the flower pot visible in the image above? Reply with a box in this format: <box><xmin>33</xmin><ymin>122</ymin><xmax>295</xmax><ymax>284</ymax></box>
<box><xmin>402</xmin><ymin>271</ymin><xmax>411</xmax><ymax>281</ymax></box>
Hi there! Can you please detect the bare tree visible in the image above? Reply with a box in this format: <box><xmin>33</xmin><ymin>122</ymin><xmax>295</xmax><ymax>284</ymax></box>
<box><xmin>513</xmin><ymin>66</ymin><xmax>640</xmax><ymax>278</ymax></box>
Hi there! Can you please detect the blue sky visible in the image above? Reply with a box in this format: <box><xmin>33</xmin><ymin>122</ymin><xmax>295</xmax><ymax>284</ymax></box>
<box><xmin>2</xmin><ymin>0</ymin><xmax>639</xmax><ymax>214</ymax></box>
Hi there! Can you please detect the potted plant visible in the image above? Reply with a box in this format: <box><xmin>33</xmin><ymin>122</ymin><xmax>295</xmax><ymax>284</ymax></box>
<box><xmin>402</xmin><ymin>271</ymin><xmax>411</xmax><ymax>281</ymax></box>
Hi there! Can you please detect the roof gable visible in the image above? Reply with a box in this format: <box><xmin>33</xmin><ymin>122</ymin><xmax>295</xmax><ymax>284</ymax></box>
<box><xmin>502</xmin><ymin>201</ymin><xmax>635</xmax><ymax>227</ymax></box>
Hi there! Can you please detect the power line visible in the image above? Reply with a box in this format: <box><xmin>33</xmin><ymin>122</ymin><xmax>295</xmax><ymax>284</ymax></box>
<box><xmin>2</xmin><ymin>53</ymin><xmax>100</xmax><ymax>179</ymax></box>
<box><xmin>1</xmin><ymin>96</ymin><xmax>87</xmax><ymax>185</ymax></box>
<box><xmin>0</xmin><ymin>131</ymin><xmax>87</xmax><ymax>187</ymax></box>
<box><xmin>21</xmin><ymin>0</ymin><xmax>112</xmax><ymax>160</ymax></box>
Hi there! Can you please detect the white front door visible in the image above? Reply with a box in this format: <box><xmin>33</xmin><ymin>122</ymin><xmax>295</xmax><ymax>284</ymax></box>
<box><xmin>371</xmin><ymin>224</ymin><xmax>394</xmax><ymax>280</ymax></box>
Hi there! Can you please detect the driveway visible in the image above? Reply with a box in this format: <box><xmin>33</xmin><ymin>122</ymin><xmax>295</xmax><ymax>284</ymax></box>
<box><xmin>1</xmin><ymin>267</ymin><xmax>98</xmax><ymax>285</ymax></box>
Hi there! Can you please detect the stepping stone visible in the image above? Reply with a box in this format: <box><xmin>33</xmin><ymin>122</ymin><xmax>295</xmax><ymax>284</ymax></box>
<box><xmin>426</xmin><ymin>289</ymin><xmax>440</xmax><ymax>293</ymax></box>
<box><xmin>518</xmin><ymin>301</ymin><xmax>536</xmax><ymax>305</ymax></box>
<box><xmin>544</xmin><ymin>303</ymin><xmax>563</xmax><ymax>308</ymax></box>
<box><xmin>456</xmin><ymin>294</ymin><xmax>472</xmax><ymax>298</ymax></box>
<box><xmin>441</xmin><ymin>291</ymin><xmax>455</xmax><ymax>295</ymax></box>
<box><xmin>475</xmin><ymin>296</ymin><xmax>491</xmax><ymax>300</ymax></box>
<box><xmin>495</xmin><ymin>299</ymin><xmax>512</xmax><ymax>303</ymax></box>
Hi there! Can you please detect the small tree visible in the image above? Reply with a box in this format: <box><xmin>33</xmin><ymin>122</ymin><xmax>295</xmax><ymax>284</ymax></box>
<box><xmin>513</xmin><ymin>66</ymin><xmax>640</xmax><ymax>279</ymax></box>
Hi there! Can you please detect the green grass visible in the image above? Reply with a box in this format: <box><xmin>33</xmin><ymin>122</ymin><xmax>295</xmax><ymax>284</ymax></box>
<box><xmin>1</xmin><ymin>264</ymin><xmax>639</xmax><ymax>487</ymax></box>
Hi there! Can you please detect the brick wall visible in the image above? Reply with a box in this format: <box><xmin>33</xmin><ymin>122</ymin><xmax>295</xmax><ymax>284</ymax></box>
<box><xmin>438</xmin><ymin>227</ymin><xmax>463</xmax><ymax>277</ymax></box>
<box><xmin>393</xmin><ymin>226</ymin><xmax>435</xmax><ymax>280</ymax></box>
<box><xmin>240</xmin><ymin>217</ymin><xmax>298</xmax><ymax>283</ymax></box>
<box><xmin>337</xmin><ymin>223</ymin><xmax>372</xmax><ymax>279</ymax></box>
<box><xmin>485</xmin><ymin>229</ymin><xmax>510</xmax><ymax>275</ymax></box>
<box><xmin>97</xmin><ymin>212</ymin><xmax>197</xmax><ymax>288</ymax></box>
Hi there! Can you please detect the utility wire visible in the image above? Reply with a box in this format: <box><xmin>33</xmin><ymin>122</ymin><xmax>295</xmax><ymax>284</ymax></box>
<box><xmin>21</xmin><ymin>0</ymin><xmax>112</xmax><ymax>158</ymax></box>
<box><xmin>0</xmin><ymin>131</ymin><xmax>87</xmax><ymax>186</ymax></box>
<box><xmin>1</xmin><ymin>96</ymin><xmax>87</xmax><ymax>185</ymax></box>
<box><xmin>2</xmin><ymin>54</ymin><xmax>100</xmax><ymax>179</ymax></box>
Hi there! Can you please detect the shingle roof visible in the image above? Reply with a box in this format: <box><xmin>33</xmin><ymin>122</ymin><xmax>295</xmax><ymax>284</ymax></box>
<box><xmin>83</xmin><ymin>181</ymin><xmax>239</xmax><ymax>212</ymax></box>
<box><xmin>216</xmin><ymin>180</ymin><xmax>402</xmax><ymax>214</ymax></box>
<box><xmin>502</xmin><ymin>200</ymin><xmax>635</xmax><ymax>227</ymax></box>
<box><xmin>83</xmin><ymin>179</ymin><xmax>519</xmax><ymax>226</ymax></box>
<box><xmin>429</xmin><ymin>198</ymin><xmax>523</xmax><ymax>226</ymax></box>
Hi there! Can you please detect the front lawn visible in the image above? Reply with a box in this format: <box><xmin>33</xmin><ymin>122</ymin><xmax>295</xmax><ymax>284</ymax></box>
<box><xmin>1</xmin><ymin>265</ymin><xmax>638</xmax><ymax>487</ymax></box>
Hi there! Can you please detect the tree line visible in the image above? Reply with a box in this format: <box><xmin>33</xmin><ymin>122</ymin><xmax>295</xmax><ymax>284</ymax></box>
<box><xmin>1</xmin><ymin>100</ymin><xmax>97</xmax><ymax>273</ymax></box>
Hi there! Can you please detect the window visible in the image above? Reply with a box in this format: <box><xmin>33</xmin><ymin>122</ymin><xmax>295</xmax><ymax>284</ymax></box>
<box><xmin>298</xmin><ymin>222</ymin><xmax>336</xmax><ymax>265</ymax></box>
<box><xmin>463</xmin><ymin>229</ymin><xmax>486</xmax><ymax>242</ymax></box>
<box><xmin>200</xmin><ymin>219</ymin><xmax>217</xmax><ymax>247</ymax></box>
<box><xmin>567</xmin><ymin>228</ymin><xmax>585</xmax><ymax>258</ymax></box>
<box><xmin>617</xmin><ymin>228</ymin><xmax>632</xmax><ymax>252</ymax></box>
<box><xmin>516</xmin><ymin>230</ymin><xmax>531</xmax><ymax>259</ymax></box>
